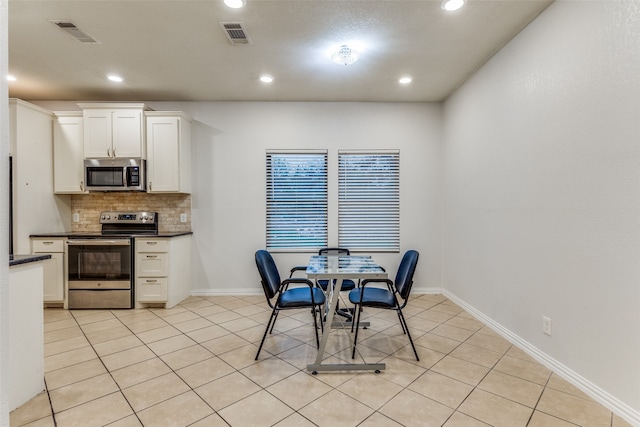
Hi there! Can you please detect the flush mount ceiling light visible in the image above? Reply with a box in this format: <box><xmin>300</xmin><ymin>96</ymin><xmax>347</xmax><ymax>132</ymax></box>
<box><xmin>399</xmin><ymin>76</ymin><xmax>413</xmax><ymax>84</ymax></box>
<box><xmin>224</xmin><ymin>0</ymin><xmax>246</xmax><ymax>8</ymax></box>
<box><xmin>259</xmin><ymin>75</ymin><xmax>274</xmax><ymax>83</ymax></box>
<box><xmin>107</xmin><ymin>74</ymin><xmax>124</xmax><ymax>83</ymax></box>
<box><xmin>441</xmin><ymin>0</ymin><xmax>465</xmax><ymax>11</ymax></box>
<box><xmin>331</xmin><ymin>45</ymin><xmax>359</xmax><ymax>66</ymax></box>
<box><xmin>7</xmin><ymin>75</ymin><xmax>17</xmax><ymax>82</ymax></box>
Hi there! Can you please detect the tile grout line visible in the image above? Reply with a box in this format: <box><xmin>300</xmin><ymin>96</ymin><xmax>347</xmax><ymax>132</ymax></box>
<box><xmin>70</xmin><ymin>309</ymin><xmax>145</xmax><ymax>427</ymax></box>
<box><xmin>110</xmin><ymin>306</ymin><xmax>224</xmax><ymax>426</ymax></box>
<box><xmin>178</xmin><ymin>298</ymin><xmax>326</xmax><ymax>426</ymax></box>
<box><xmin>34</xmin><ymin>295</ymin><xmax>621</xmax><ymax>427</ymax></box>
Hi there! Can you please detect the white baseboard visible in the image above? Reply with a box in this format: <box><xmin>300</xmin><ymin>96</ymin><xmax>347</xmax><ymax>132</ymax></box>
<box><xmin>441</xmin><ymin>290</ymin><xmax>640</xmax><ymax>427</ymax></box>
<box><xmin>191</xmin><ymin>288</ymin><xmax>262</xmax><ymax>296</ymax></box>
<box><xmin>192</xmin><ymin>286</ymin><xmax>443</xmax><ymax>297</ymax></box>
<box><xmin>189</xmin><ymin>286</ymin><xmax>639</xmax><ymax>426</ymax></box>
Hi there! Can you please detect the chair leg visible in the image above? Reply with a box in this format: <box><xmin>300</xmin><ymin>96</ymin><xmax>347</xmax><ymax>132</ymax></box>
<box><xmin>397</xmin><ymin>308</ymin><xmax>419</xmax><ymax>361</ymax></box>
<box><xmin>269</xmin><ymin>311</ymin><xmax>280</xmax><ymax>334</ymax></box>
<box><xmin>318</xmin><ymin>306</ymin><xmax>324</xmax><ymax>333</ymax></box>
<box><xmin>311</xmin><ymin>305</ymin><xmax>321</xmax><ymax>348</ymax></box>
<box><xmin>351</xmin><ymin>304</ymin><xmax>362</xmax><ymax>359</ymax></box>
<box><xmin>396</xmin><ymin>310</ymin><xmax>407</xmax><ymax>335</ymax></box>
<box><xmin>351</xmin><ymin>304</ymin><xmax>358</xmax><ymax>333</ymax></box>
<box><xmin>256</xmin><ymin>308</ymin><xmax>278</xmax><ymax>360</ymax></box>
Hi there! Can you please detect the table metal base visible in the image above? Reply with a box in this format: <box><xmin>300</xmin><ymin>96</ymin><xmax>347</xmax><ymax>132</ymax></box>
<box><xmin>306</xmin><ymin>260</ymin><xmax>388</xmax><ymax>374</ymax></box>
<box><xmin>307</xmin><ymin>362</ymin><xmax>386</xmax><ymax>374</ymax></box>
<box><xmin>330</xmin><ymin>320</ymin><xmax>369</xmax><ymax>328</ymax></box>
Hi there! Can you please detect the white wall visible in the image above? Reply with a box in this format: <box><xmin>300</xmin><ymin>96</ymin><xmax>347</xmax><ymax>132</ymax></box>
<box><xmin>37</xmin><ymin>101</ymin><xmax>444</xmax><ymax>294</ymax></box>
<box><xmin>155</xmin><ymin>102</ymin><xmax>443</xmax><ymax>295</ymax></box>
<box><xmin>442</xmin><ymin>0</ymin><xmax>640</xmax><ymax>421</ymax></box>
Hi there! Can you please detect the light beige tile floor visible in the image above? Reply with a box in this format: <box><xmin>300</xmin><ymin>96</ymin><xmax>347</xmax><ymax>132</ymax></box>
<box><xmin>10</xmin><ymin>294</ymin><xmax>634</xmax><ymax>427</ymax></box>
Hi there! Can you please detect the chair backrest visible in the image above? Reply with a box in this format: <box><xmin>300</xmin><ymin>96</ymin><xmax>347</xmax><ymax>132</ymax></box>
<box><xmin>319</xmin><ymin>247</ymin><xmax>350</xmax><ymax>255</ymax></box>
<box><xmin>395</xmin><ymin>250</ymin><xmax>419</xmax><ymax>300</ymax></box>
<box><xmin>255</xmin><ymin>250</ymin><xmax>281</xmax><ymax>300</ymax></box>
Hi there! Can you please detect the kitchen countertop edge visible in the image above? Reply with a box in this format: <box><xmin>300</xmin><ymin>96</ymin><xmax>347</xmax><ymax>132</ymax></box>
<box><xmin>30</xmin><ymin>231</ymin><xmax>194</xmax><ymax>238</ymax></box>
<box><xmin>10</xmin><ymin>254</ymin><xmax>52</xmax><ymax>267</ymax></box>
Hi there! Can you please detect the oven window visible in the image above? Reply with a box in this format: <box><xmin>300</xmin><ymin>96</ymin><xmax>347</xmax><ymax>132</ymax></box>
<box><xmin>68</xmin><ymin>244</ymin><xmax>131</xmax><ymax>281</ymax></box>
<box><xmin>87</xmin><ymin>167</ymin><xmax>124</xmax><ymax>187</ymax></box>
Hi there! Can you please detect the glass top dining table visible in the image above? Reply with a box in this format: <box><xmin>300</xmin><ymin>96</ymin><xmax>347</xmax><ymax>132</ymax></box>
<box><xmin>305</xmin><ymin>255</ymin><xmax>388</xmax><ymax>374</ymax></box>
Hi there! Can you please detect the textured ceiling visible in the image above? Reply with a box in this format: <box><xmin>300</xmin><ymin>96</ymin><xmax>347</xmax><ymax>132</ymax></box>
<box><xmin>8</xmin><ymin>0</ymin><xmax>553</xmax><ymax>102</ymax></box>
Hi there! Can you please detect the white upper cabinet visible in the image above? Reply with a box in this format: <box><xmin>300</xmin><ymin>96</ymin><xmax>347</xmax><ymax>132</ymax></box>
<box><xmin>53</xmin><ymin>112</ymin><xmax>86</xmax><ymax>194</ymax></box>
<box><xmin>145</xmin><ymin>112</ymin><xmax>192</xmax><ymax>194</ymax></box>
<box><xmin>79</xmin><ymin>103</ymin><xmax>148</xmax><ymax>159</ymax></box>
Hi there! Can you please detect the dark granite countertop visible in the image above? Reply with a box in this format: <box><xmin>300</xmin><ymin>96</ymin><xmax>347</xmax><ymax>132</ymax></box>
<box><xmin>30</xmin><ymin>231</ymin><xmax>193</xmax><ymax>238</ymax></box>
<box><xmin>10</xmin><ymin>254</ymin><xmax>52</xmax><ymax>267</ymax></box>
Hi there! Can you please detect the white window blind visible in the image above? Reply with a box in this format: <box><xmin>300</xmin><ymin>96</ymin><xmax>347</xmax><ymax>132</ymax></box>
<box><xmin>338</xmin><ymin>152</ymin><xmax>400</xmax><ymax>251</ymax></box>
<box><xmin>266</xmin><ymin>152</ymin><xmax>328</xmax><ymax>250</ymax></box>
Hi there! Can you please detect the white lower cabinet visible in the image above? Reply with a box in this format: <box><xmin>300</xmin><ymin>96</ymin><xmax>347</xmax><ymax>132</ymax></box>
<box><xmin>31</xmin><ymin>238</ymin><xmax>66</xmax><ymax>303</ymax></box>
<box><xmin>135</xmin><ymin>235</ymin><xmax>191</xmax><ymax>308</ymax></box>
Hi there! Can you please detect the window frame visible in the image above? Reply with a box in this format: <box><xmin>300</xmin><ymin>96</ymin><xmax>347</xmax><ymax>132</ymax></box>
<box><xmin>337</xmin><ymin>150</ymin><xmax>400</xmax><ymax>252</ymax></box>
<box><xmin>265</xmin><ymin>150</ymin><xmax>328</xmax><ymax>252</ymax></box>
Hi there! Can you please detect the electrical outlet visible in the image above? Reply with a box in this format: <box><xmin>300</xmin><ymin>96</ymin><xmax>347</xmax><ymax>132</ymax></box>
<box><xmin>72</xmin><ymin>213</ymin><xmax>80</xmax><ymax>223</ymax></box>
<box><xmin>542</xmin><ymin>316</ymin><xmax>552</xmax><ymax>336</ymax></box>
<box><xmin>180</xmin><ymin>213</ymin><xmax>187</xmax><ymax>223</ymax></box>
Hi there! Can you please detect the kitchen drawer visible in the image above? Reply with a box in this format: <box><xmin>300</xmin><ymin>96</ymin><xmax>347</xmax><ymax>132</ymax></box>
<box><xmin>136</xmin><ymin>253</ymin><xmax>168</xmax><ymax>276</ymax></box>
<box><xmin>136</xmin><ymin>239</ymin><xmax>168</xmax><ymax>253</ymax></box>
<box><xmin>68</xmin><ymin>289</ymin><xmax>132</xmax><ymax>309</ymax></box>
<box><xmin>32</xmin><ymin>239</ymin><xmax>65</xmax><ymax>252</ymax></box>
<box><xmin>137</xmin><ymin>277</ymin><xmax>168</xmax><ymax>302</ymax></box>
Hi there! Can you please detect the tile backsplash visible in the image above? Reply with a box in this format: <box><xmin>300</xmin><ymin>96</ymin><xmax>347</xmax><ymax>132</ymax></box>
<box><xmin>71</xmin><ymin>193</ymin><xmax>191</xmax><ymax>233</ymax></box>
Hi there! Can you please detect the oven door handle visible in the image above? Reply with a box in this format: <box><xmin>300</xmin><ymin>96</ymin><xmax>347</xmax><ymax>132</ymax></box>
<box><xmin>67</xmin><ymin>239</ymin><xmax>131</xmax><ymax>246</ymax></box>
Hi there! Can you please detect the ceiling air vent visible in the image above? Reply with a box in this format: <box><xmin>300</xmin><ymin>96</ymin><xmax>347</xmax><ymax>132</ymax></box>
<box><xmin>219</xmin><ymin>22</ymin><xmax>251</xmax><ymax>45</ymax></box>
<box><xmin>49</xmin><ymin>20</ymin><xmax>99</xmax><ymax>44</ymax></box>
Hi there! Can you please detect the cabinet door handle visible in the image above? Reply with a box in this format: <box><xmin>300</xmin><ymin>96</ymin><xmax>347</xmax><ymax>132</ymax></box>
<box><xmin>42</xmin><ymin>241</ymin><xmax>54</xmax><ymax>245</ymax></box>
<box><xmin>80</xmin><ymin>180</ymin><xmax>84</xmax><ymax>191</ymax></box>
<box><xmin>145</xmin><ymin>279</ymin><xmax>158</xmax><ymax>283</ymax></box>
<box><xmin>149</xmin><ymin>181</ymin><xmax>152</xmax><ymax>191</ymax></box>
<box><xmin>113</xmin><ymin>147</ymin><xmax>116</xmax><ymax>157</ymax></box>
<box><xmin>107</xmin><ymin>147</ymin><xmax>111</xmax><ymax>157</ymax></box>
<box><xmin>146</xmin><ymin>255</ymin><xmax>158</xmax><ymax>259</ymax></box>
<box><xmin>146</xmin><ymin>242</ymin><xmax>158</xmax><ymax>246</ymax></box>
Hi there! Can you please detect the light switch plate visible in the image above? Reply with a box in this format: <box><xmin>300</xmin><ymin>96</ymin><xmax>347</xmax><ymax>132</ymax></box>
<box><xmin>180</xmin><ymin>213</ymin><xmax>187</xmax><ymax>223</ymax></box>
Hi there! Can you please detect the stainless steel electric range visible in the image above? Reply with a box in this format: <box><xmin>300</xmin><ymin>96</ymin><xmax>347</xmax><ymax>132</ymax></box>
<box><xmin>66</xmin><ymin>211</ymin><xmax>158</xmax><ymax>309</ymax></box>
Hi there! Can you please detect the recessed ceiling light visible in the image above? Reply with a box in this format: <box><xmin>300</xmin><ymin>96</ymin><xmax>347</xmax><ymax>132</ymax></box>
<box><xmin>107</xmin><ymin>74</ymin><xmax>124</xmax><ymax>83</ymax></box>
<box><xmin>224</xmin><ymin>0</ymin><xmax>246</xmax><ymax>8</ymax></box>
<box><xmin>399</xmin><ymin>76</ymin><xmax>412</xmax><ymax>84</ymax></box>
<box><xmin>260</xmin><ymin>75</ymin><xmax>274</xmax><ymax>83</ymax></box>
<box><xmin>441</xmin><ymin>0</ymin><xmax>465</xmax><ymax>11</ymax></box>
<box><xmin>7</xmin><ymin>75</ymin><xmax>17</xmax><ymax>82</ymax></box>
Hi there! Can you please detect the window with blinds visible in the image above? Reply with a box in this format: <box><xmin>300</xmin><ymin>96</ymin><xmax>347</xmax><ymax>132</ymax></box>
<box><xmin>338</xmin><ymin>152</ymin><xmax>400</xmax><ymax>251</ymax></box>
<box><xmin>266</xmin><ymin>152</ymin><xmax>328</xmax><ymax>251</ymax></box>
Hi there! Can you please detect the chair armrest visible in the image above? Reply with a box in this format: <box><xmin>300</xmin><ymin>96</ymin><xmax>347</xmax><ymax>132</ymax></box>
<box><xmin>282</xmin><ymin>278</ymin><xmax>315</xmax><ymax>288</ymax></box>
<box><xmin>288</xmin><ymin>266</ymin><xmax>308</xmax><ymax>278</ymax></box>
<box><xmin>360</xmin><ymin>278</ymin><xmax>393</xmax><ymax>288</ymax></box>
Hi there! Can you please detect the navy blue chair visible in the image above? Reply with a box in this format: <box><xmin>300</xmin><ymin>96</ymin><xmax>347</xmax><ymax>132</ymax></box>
<box><xmin>348</xmin><ymin>250</ymin><xmax>420</xmax><ymax>361</ymax></box>
<box><xmin>255</xmin><ymin>250</ymin><xmax>325</xmax><ymax>360</ymax></box>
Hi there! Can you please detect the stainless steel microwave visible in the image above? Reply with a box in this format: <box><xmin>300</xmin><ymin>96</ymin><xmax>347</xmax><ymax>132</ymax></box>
<box><xmin>84</xmin><ymin>158</ymin><xmax>146</xmax><ymax>191</ymax></box>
